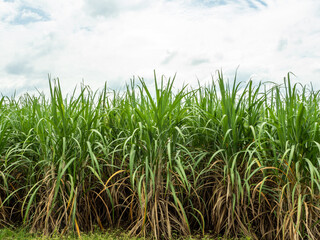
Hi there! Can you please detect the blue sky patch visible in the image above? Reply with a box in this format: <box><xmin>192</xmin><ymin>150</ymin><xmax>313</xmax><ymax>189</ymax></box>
<box><xmin>245</xmin><ymin>0</ymin><xmax>268</xmax><ymax>9</ymax></box>
<box><xmin>196</xmin><ymin>0</ymin><xmax>267</xmax><ymax>9</ymax></box>
<box><xmin>255</xmin><ymin>0</ymin><xmax>267</xmax><ymax>7</ymax></box>
<box><xmin>199</xmin><ymin>0</ymin><xmax>228</xmax><ymax>7</ymax></box>
<box><xmin>11</xmin><ymin>6</ymin><xmax>49</xmax><ymax>25</ymax></box>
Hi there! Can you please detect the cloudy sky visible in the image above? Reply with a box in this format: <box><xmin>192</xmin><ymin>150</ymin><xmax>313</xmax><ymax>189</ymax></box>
<box><xmin>0</xmin><ymin>0</ymin><xmax>320</xmax><ymax>95</ymax></box>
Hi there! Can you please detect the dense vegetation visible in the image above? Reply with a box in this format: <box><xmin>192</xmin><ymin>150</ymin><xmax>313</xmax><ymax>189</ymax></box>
<box><xmin>0</xmin><ymin>71</ymin><xmax>319</xmax><ymax>240</ymax></box>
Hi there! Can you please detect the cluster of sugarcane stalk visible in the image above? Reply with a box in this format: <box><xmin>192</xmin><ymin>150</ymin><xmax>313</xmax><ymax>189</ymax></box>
<box><xmin>0</xmin><ymin>71</ymin><xmax>319</xmax><ymax>239</ymax></box>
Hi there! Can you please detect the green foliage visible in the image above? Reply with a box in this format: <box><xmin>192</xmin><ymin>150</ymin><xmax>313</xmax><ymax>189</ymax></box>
<box><xmin>0</xmin><ymin>71</ymin><xmax>319</xmax><ymax>239</ymax></box>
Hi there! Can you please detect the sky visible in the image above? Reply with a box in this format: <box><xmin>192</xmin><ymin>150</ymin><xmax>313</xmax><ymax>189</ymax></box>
<box><xmin>0</xmin><ymin>0</ymin><xmax>320</xmax><ymax>95</ymax></box>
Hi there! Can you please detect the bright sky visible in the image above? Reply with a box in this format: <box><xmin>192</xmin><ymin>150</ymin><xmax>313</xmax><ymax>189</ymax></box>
<box><xmin>1</xmin><ymin>0</ymin><xmax>320</xmax><ymax>95</ymax></box>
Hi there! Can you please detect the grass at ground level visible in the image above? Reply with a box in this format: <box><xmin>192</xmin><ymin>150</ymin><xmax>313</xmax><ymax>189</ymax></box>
<box><xmin>0</xmin><ymin>228</ymin><xmax>251</xmax><ymax>240</ymax></box>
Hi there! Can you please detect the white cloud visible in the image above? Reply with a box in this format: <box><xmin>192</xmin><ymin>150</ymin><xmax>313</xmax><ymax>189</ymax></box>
<box><xmin>0</xmin><ymin>0</ymin><xmax>320</xmax><ymax>96</ymax></box>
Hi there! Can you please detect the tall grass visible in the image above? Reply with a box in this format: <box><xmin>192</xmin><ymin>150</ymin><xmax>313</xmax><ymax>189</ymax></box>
<box><xmin>0</xmin><ymin>71</ymin><xmax>320</xmax><ymax>239</ymax></box>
